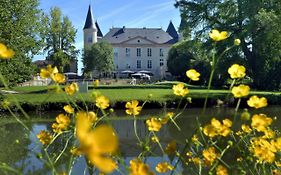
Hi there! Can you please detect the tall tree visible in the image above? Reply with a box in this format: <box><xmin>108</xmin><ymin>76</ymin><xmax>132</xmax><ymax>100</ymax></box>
<box><xmin>82</xmin><ymin>41</ymin><xmax>114</xmax><ymax>75</ymax></box>
<box><xmin>43</xmin><ymin>7</ymin><xmax>78</xmax><ymax>72</ymax></box>
<box><xmin>175</xmin><ymin>0</ymin><xmax>281</xmax><ymax>90</ymax></box>
<box><xmin>0</xmin><ymin>0</ymin><xmax>43</xmax><ymax>86</ymax></box>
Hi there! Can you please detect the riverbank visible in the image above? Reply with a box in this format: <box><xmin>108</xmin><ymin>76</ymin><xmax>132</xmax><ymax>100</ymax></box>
<box><xmin>1</xmin><ymin>85</ymin><xmax>280</xmax><ymax>111</ymax></box>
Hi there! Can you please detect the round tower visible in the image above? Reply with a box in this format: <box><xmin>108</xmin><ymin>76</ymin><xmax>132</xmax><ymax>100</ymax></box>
<box><xmin>83</xmin><ymin>5</ymin><xmax>97</xmax><ymax>49</ymax></box>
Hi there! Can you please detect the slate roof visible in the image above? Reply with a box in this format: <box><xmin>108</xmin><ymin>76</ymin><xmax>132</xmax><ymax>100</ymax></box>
<box><xmin>103</xmin><ymin>27</ymin><xmax>174</xmax><ymax>44</ymax></box>
<box><xmin>166</xmin><ymin>21</ymin><xmax>179</xmax><ymax>44</ymax></box>
<box><xmin>83</xmin><ymin>5</ymin><xmax>96</xmax><ymax>29</ymax></box>
<box><xmin>95</xmin><ymin>21</ymin><xmax>103</xmax><ymax>37</ymax></box>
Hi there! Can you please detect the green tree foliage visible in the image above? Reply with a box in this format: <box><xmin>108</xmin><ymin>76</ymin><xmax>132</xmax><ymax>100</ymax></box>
<box><xmin>167</xmin><ymin>40</ymin><xmax>211</xmax><ymax>84</ymax></box>
<box><xmin>167</xmin><ymin>40</ymin><xmax>193</xmax><ymax>80</ymax></box>
<box><xmin>82</xmin><ymin>41</ymin><xmax>114</xmax><ymax>75</ymax></box>
<box><xmin>175</xmin><ymin>0</ymin><xmax>281</xmax><ymax>90</ymax></box>
<box><xmin>0</xmin><ymin>0</ymin><xmax>43</xmax><ymax>86</ymax></box>
<box><xmin>43</xmin><ymin>7</ymin><xmax>78</xmax><ymax>72</ymax></box>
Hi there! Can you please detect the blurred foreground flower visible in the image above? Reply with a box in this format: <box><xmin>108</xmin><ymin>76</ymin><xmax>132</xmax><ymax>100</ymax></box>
<box><xmin>76</xmin><ymin>112</ymin><xmax>118</xmax><ymax>173</ymax></box>
<box><xmin>247</xmin><ymin>95</ymin><xmax>267</xmax><ymax>109</ymax></box>
<box><xmin>209</xmin><ymin>29</ymin><xmax>228</xmax><ymax>41</ymax></box>
<box><xmin>173</xmin><ymin>83</ymin><xmax>189</xmax><ymax>97</ymax></box>
<box><xmin>186</xmin><ymin>69</ymin><xmax>200</xmax><ymax>81</ymax></box>
<box><xmin>125</xmin><ymin>100</ymin><xmax>142</xmax><ymax>116</ymax></box>
<box><xmin>0</xmin><ymin>43</ymin><xmax>15</xmax><ymax>59</ymax></box>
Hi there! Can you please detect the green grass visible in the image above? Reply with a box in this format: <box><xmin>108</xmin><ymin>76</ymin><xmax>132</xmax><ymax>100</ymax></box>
<box><xmin>3</xmin><ymin>86</ymin><xmax>281</xmax><ymax>106</ymax></box>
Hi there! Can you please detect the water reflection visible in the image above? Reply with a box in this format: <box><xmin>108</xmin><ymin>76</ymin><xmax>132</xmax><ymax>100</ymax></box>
<box><xmin>0</xmin><ymin>106</ymin><xmax>280</xmax><ymax>174</ymax></box>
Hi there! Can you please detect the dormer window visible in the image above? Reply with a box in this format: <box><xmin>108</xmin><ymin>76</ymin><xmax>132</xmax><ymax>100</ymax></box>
<box><xmin>137</xmin><ymin>40</ymin><xmax>140</xmax><ymax>43</ymax></box>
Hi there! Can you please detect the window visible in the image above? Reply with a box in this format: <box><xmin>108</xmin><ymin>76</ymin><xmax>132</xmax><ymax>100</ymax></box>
<box><xmin>137</xmin><ymin>48</ymin><xmax>141</xmax><ymax>57</ymax></box>
<box><xmin>160</xmin><ymin>48</ymin><xmax>164</xmax><ymax>57</ymax></box>
<box><xmin>147</xmin><ymin>48</ymin><xmax>152</xmax><ymax>57</ymax></box>
<box><xmin>126</xmin><ymin>48</ymin><xmax>130</xmax><ymax>57</ymax></box>
<box><xmin>137</xmin><ymin>60</ymin><xmax>141</xmax><ymax>68</ymax></box>
<box><xmin>147</xmin><ymin>60</ymin><xmax>152</xmax><ymax>69</ymax></box>
<box><xmin>87</xmin><ymin>36</ymin><xmax>93</xmax><ymax>43</ymax></box>
<box><xmin>160</xmin><ymin>59</ymin><xmax>164</xmax><ymax>66</ymax></box>
<box><xmin>114</xmin><ymin>48</ymin><xmax>118</xmax><ymax>57</ymax></box>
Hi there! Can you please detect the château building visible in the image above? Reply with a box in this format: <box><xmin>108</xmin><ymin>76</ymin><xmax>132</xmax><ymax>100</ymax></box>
<box><xmin>83</xmin><ymin>5</ymin><xmax>180</xmax><ymax>78</ymax></box>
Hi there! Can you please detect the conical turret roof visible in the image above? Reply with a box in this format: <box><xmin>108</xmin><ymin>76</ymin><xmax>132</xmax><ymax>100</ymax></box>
<box><xmin>83</xmin><ymin>5</ymin><xmax>96</xmax><ymax>29</ymax></box>
<box><xmin>166</xmin><ymin>21</ymin><xmax>178</xmax><ymax>39</ymax></box>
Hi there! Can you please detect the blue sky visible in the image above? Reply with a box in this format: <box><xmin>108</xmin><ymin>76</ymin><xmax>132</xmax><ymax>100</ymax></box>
<box><xmin>38</xmin><ymin>0</ymin><xmax>181</xmax><ymax>74</ymax></box>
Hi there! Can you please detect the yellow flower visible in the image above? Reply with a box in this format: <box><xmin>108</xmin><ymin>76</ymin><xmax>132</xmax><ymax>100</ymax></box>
<box><xmin>192</xmin><ymin>134</ymin><xmax>199</xmax><ymax>144</ymax></box>
<box><xmin>216</xmin><ymin>165</ymin><xmax>228</xmax><ymax>175</ymax></box>
<box><xmin>65</xmin><ymin>82</ymin><xmax>79</xmax><ymax>95</ymax></box>
<box><xmin>151</xmin><ymin>136</ymin><xmax>159</xmax><ymax>143</ymax></box>
<box><xmin>274</xmin><ymin>137</ymin><xmax>281</xmax><ymax>151</ymax></box>
<box><xmin>52</xmin><ymin>73</ymin><xmax>65</xmax><ymax>84</ymax></box>
<box><xmin>96</xmin><ymin>95</ymin><xmax>110</xmax><ymax>109</ymax></box>
<box><xmin>231</xmin><ymin>84</ymin><xmax>250</xmax><ymax>98</ymax></box>
<box><xmin>191</xmin><ymin>157</ymin><xmax>201</xmax><ymax>165</ymax></box>
<box><xmin>70</xmin><ymin>147</ymin><xmax>82</xmax><ymax>156</ymax></box>
<box><xmin>1</xmin><ymin>99</ymin><xmax>11</xmax><ymax>109</ymax></box>
<box><xmin>37</xmin><ymin>130</ymin><xmax>53</xmax><ymax>145</ymax></box>
<box><xmin>76</xmin><ymin>113</ymin><xmax>118</xmax><ymax>174</ymax></box>
<box><xmin>241</xmin><ymin>124</ymin><xmax>252</xmax><ymax>133</ymax></box>
<box><xmin>250</xmin><ymin>137</ymin><xmax>276</xmax><ymax>163</ymax></box>
<box><xmin>155</xmin><ymin>162</ymin><xmax>174</xmax><ymax>173</ymax></box>
<box><xmin>76</xmin><ymin>111</ymin><xmax>98</xmax><ymax>124</ymax></box>
<box><xmin>125</xmin><ymin>100</ymin><xmax>142</xmax><ymax>116</ymax></box>
<box><xmin>247</xmin><ymin>95</ymin><xmax>267</xmax><ymax>109</ymax></box>
<box><xmin>0</xmin><ymin>43</ymin><xmax>15</xmax><ymax>59</ymax></box>
<box><xmin>146</xmin><ymin>118</ymin><xmax>162</xmax><ymax>132</ymax></box>
<box><xmin>52</xmin><ymin>114</ymin><xmax>70</xmax><ymax>133</ymax></box>
<box><xmin>272</xmin><ymin>169</ymin><xmax>280</xmax><ymax>175</ymax></box>
<box><xmin>203</xmin><ymin>118</ymin><xmax>232</xmax><ymax>138</ymax></box>
<box><xmin>209</xmin><ymin>29</ymin><xmax>228</xmax><ymax>41</ymax></box>
<box><xmin>93</xmin><ymin>79</ymin><xmax>99</xmax><ymax>87</ymax></box>
<box><xmin>234</xmin><ymin>39</ymin><xmax>241</xmax><ymax>46</ymax></box>
<box><xmin>251</xmin><ymin>114</ymin><xmax>272</xmax><ymax>132</ymax></box>
<box><xmin>40</xmin><ymin>65</ymin><xmax>58</xmax><ymax>79</ymax></box>
<box><xmin>63</xmin><ymin>105</ymin><xmax>74</xmax><ymax>114</ymax></box>
<box><xmin>165</xmin><ymin>140</ymin><xmax>177</xmax><ymax>155</ymax></box>
<box><xmin>172</xmin><ymin>83</ymin><xmax>189</xmax><ymax>97</ymax></box>
<box><xmin>228</xmin><ymin>64</ymin><xmax>246</xmax><ymax>79</ymax></box>
<box><xmin>186</xmin><ymin>69</ymin><xmax>200</xmax><ymax>81</ymax></box>
<box><xmin>160</xmin><ymin>112</ymin><xmax>174</xmax><ymax>124</ymax></box>
<box><xmin>203</xmin><ymin>147</ymin><xmax>220</xmax><ymax>165</ymax></box>
<box><xmin>129</xmin><ymin>159</ymin><xmax>155</xmax><ymax>175</ymax></box>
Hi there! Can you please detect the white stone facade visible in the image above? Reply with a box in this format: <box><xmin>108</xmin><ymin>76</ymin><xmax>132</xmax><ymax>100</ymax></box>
<box><xmin>83</xmin><ymin>6</ymin><xmax>179</xmax><ymax>79</ymax></box>
<box><xmin>111</xmin><ymin>44</ymin><xmax>170</xmax><ymax>79</ymax></box>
